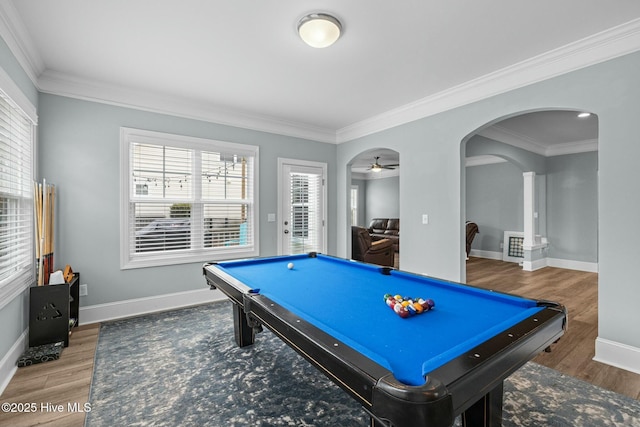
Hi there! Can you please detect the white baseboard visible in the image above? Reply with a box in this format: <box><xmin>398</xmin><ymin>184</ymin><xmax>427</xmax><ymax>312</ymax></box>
<box><xmin>594</xmin><ymin>337</ymin><xmax>640</xmax><ymax>375</ymax></box>
<box><xmin>469</xmin><ymin>249</ymin><xmax>502</xmax><ymax>260</ymax></box>
<box><xmin>79</xmin><ymin>288</ymin><xmax>227</xmax><ymax>325</ymax></box>
<box><xmin>522</xmin><ymin>258</ymin><xmax>548</xmax><ymax>272</ymax></box>
<box><xmin>0</xmin><ymin>329</ymin><xmax>27</xmax><ymax>396</ymax></box>
<box><xmin>470</xmin><ymin>251</ymin><xmax>598</xmax><ymax>273</ymax></box>
<box><xmin>546</xmin><ymin>258</ymin><xmax>598</xmax><ymax>273</ymax></box>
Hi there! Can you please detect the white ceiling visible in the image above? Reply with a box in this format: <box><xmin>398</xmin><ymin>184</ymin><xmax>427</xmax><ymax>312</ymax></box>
<box><xmin>2</xmin><ymin>1</ymin><xmax>640</xmax><ymax>144</ymax></box>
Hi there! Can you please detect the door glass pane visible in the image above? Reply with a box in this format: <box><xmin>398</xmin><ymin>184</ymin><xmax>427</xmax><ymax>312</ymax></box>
<box><xmin>289</xmin><ymin>172</ymin><xmax>320</xmax><ymax>254</ymax></box>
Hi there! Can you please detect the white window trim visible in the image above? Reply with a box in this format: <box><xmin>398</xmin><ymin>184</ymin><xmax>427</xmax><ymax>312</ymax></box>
<box><xmin>120</xmin><ymin>127</ymin><xmax>259</xmax><ymax>269</ymax></box>
<box><xmin>0</xmin><ymin>72</ymin><xmax>36</xmax><ymax>310</ymax></box>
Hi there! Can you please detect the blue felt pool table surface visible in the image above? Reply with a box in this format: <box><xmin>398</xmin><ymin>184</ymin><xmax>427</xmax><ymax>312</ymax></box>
<box><xmin>215</xmin><ymin>253</ymin><xmax>544</xmax><ymax>386</ymax></box>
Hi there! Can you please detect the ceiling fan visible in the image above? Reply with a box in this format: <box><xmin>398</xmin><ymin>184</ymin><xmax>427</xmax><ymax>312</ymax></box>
<box><xmin>368</xmin><ymin>156</ymin><xmax>399</xmax><ymax>172</ymax></box>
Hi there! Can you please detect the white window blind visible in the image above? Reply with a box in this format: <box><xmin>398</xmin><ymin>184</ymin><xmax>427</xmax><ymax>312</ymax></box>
<box><xmin>350</xmin><ymin>185</ymin><xmax>358</xmax><ymax>226</ymax></box>
<box><xmin>0</xmin><ymin>90</ymin><xmax>34</xmax><ymax>306</ymax></box>
<box><xmin>121</xmin><ymin>128</ymin><xmax>258</xmax><ymax>268</ymax></box>
<box><xmin>289</xmin><ymin>172</ymin><xmax>321</xmax><ymax>254</ymax></box>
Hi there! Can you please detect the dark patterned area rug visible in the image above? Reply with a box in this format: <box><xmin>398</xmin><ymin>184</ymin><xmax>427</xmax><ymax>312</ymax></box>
<box><xmin>85</xmin><ymin>302</ymin><xmax>640</xmax><ymax>427</ymax></box>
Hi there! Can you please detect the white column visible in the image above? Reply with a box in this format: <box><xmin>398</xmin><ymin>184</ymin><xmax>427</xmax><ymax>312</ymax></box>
<box><xmin>523</xmin><ymin>171</ymin><xmax>536</xmax><ymax>249</ymax></box>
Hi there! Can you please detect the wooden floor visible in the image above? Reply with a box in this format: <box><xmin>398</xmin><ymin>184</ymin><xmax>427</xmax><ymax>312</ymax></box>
<box><xmin>1</xmin><ymin>258</ymin><xmax>639</xmax><ymax>427</ymax></box>
<box><xmin>0</xmin><ymin>324</ymin><xmax>99</xmax><ymax>427</ymax></box>
<box><xmin>466</xmin><ymin>256</ymin><xmax>640</xmax><ymax>400</ymax></box>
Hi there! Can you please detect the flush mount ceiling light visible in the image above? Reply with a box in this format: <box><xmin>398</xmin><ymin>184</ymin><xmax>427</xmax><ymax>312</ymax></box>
<box><xmin>298</xmin><ymin>13</ymin><xmax>342</xmax><ymax>48</ymax></box>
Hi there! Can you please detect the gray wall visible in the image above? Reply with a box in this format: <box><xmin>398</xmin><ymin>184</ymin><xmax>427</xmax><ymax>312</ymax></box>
<box><xmin>546</xmin><ymin>152</ymin><xmax>598</xmax><ymax>262</ymax></box>
<box><xmin>465</xmin><ymin>137</ymin><xmax>598</xmax><ymax>264</ymax></box>
<box><xmin>365</xmin><ymin>176</ymin><xmax>400</xmax><ymax>224</ymax></box>
<box><xmin>336</xmin><ymin>51</ymin><xmax>640</xmax><ymax>351</ymax></box>
<box><xmin>37</xmin><ymin>93</ymin><xmax>337</xmax><ymax>307</ymax></box>
<box><xmin>466</xmin><ymin>161</ymin><xmax>524</xmax><ymax>253</ymax></box>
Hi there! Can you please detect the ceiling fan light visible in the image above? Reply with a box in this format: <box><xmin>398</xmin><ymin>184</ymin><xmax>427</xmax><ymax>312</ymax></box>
<box><xmin>298</xmin><ymin>13</ymin><xmax>342</xmax><ymax>48</ymax></box>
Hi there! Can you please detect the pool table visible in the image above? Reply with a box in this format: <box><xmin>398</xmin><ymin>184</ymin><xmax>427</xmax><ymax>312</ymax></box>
<box><xmin>203</xmin><ymin>253</ymin><xmax>567</xmax><ymax>427</ymax></box>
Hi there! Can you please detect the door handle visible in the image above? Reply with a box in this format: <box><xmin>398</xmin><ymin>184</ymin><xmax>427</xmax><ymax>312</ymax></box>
<box><xmin>284</xmin><ymin>229</ymin><xmax>289</xmax><ymax>234</ymax></box>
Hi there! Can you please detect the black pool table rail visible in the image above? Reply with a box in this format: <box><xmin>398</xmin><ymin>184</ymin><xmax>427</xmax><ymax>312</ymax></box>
<box><xmin>203</xmin><ymin>257</ymin><xmax>567</xmax><ymax>427</ymax></box>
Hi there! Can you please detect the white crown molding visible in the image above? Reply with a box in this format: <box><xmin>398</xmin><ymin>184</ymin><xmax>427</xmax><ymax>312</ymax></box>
<box><xmin>0</xmin><ymin>0</ymin><xmax>44</xmax><ymax>84</ymax></box>
<box><xmin>465</xmin><ymin>155</ymin><xmax>508</xmax><ymax>167</ymax></box>
<box><xmin>477</xmin><ymin>125</ymin><xmax>598</xmax><ymax>157</ymax></box>
<box><xmin>546</xmin><ymin>139</ymin><xmax>598</xmax><ymax>156</ymax></box>
<box><xmin>337</xmin><ymin>18</ymin><xmax>640</xmax><ymax>143</ymax></box>
<box><xmin>38</xmin><ymin>70</ymin><xmax>338</xmax><ymax>143</ymax></box>
<box><xmin>351</xmin><ymin>172</ymin><xmax>369</xmax><ymax>180</ymax></box>
<box><xmin>363</xmin><ymin>168</ymin><xmax>399</xmax><ymax>180</ymax></box>
<box><xmin>478</xmin><ymin>125</ymin><xmax>549</xmax><ymax>156</ymax></box>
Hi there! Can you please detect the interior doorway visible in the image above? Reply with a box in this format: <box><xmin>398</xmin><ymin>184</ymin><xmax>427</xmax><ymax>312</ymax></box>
<box><xmin>460</xmin><ymin>109</ymin><xmax>607</xmax><ymax>394</ymax></box>
<box><xmin>462</xmin><ymin>109</ymin><xmax>598</xmax><ymax>275</ymax></box>
<box><xmin>348</xmin><ymin>148</ymin><xmax>400</xmax><ymax>268</ymax></box>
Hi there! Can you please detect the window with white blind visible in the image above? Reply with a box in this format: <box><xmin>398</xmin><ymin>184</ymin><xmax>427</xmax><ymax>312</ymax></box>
<box><xmin>0</xmin><ymin>89</ymin><xmax>35</xmax><ymax>306</ymax></box>
<box><xmin>350</xmin><ymin>185</ymin><xmax>358</xmax><ymax>226</ymax></box>
<box><xmin>290</xmin><ymin>172</ymin><xmax>320</xmax><ymax>251</ymax></box>
<box><xmin>120</xmin><ymin>128</ymin><xmax>259</xmax><ymax>269</ymax></box>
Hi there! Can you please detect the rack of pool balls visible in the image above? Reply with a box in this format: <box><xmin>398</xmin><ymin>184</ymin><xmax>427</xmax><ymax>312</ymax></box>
<box><xmin>384</xmin><ymin>294</ymin><xmax>435</xmax><ymax>318</ymax></box>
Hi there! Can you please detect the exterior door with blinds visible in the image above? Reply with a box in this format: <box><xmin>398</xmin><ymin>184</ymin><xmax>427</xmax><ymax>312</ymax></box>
<box><xmin>278</xmin><ymin>159</ymin><xmax>326</xmax><ymax>255</ymax></box>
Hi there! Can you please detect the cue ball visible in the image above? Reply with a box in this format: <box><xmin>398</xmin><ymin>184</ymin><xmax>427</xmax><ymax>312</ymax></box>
<box><xmin>287</xmin><ymin>262</ymin><xmax>294</xmax><ymax>270</ymax></box>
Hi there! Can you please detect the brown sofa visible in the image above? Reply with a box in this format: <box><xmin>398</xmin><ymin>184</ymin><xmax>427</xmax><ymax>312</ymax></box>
<box><xmin>351</xmin><ymin>226</ymin><xmax>394</xmax><ymax>267</ymax></box>
<box><xmin>367</xmin><ymin>218</ymin><xmax>399</xmax><ymax>252</ymax></box>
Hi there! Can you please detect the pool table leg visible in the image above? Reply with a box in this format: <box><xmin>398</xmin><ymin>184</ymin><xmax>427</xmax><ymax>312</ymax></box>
<box><xmin>231</xmin><ymin>303</ymin><xmax>255</xmax><ymax>347</ymax></box>
<box><xmin>460</xmin><ymin>381</ymin><xmax>503</xmax><ymax>427</ymax></box>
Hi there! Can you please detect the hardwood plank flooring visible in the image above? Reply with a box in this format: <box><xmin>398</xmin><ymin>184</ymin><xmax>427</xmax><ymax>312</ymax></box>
<box><xmin>466</xmin><ymin>256</ymin><xmax>640</xmax><ymax>401</ymax></box>
<box><xmin>0</xmin><ymin>324</ymin><xmax>99</xmax><ymax>427</ymax></box>
<box><xmin>1</xmin><ymin>258</ymin><xmax>639</xmax><ymax>427</ymax></box>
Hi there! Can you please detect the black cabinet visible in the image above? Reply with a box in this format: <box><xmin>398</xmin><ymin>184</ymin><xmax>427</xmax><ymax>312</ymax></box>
<box><xmin>29</xmin><ymin>273</ymin><xmax>79</xmax><ymax>348</ymax></box>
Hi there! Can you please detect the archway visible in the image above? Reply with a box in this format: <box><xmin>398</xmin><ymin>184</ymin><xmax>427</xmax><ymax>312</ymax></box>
<box><xmin>348</xmin><ymin>148</ymin><xmax>400</xmax><ymax>266</ymax></box>
<box><xmin>461</xmin><ymin>109</ymin><xmax>598</xmax><ymax>276</ymax></box>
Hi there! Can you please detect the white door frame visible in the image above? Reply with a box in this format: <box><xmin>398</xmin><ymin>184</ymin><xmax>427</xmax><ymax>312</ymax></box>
<box><xmin>277</xmin><ymin>158</ymin><xmax>328</xmax><ymax>255</ymax></box>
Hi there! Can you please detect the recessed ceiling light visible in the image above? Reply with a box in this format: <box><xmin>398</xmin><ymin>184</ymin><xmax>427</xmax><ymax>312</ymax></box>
<box><xmin>298</xmin><ymin>13</ymin><xmax>342</xmax><ymax>48</ymax></box>
<box><xmin>577</xmin><ymin>112</ymin><xmax>591</xmax><ymax>118</ymax></box>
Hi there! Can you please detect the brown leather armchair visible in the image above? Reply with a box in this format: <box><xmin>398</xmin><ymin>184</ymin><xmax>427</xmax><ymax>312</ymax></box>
<box><xmin>351</xmin><ymin>226</ymin><xmax>394</xmax><ymax>267</ymax></box>
<box><xmin>466</xmin><ymin>221</ymin><xmax>479</xmax><ymax>258</ymax></box>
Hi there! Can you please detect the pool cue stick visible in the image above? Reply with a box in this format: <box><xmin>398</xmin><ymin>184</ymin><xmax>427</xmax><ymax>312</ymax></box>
<box><xmin>45</xmin><ymin>182</ymin><xmax>54</xmax><ymax>284</ymax></box>
<box><xmin>44</xmin><ymin>183</ymin><xmax>50</xmax><ymax>284</ymax></box>
<box><xmin>37</xmin><ymin>181</ymin><xmax>45</xmax><ymax>285</ymax></box>
<box><xmin>45</xmin><ymin>183</ymin><xmax>49</xmax><ymax>283</ymax></box>
<box><xmin>49</xmin><ymin>184</ymin><xmax>55</xmax><ymax>281</ymax></box>
<box><xmin>41</xmin><ymin>179</ymin><xmax>48</xmax><ymax>285</ymax></box>
<box><xmin>33</xmin><ymin>182</ymin><xmax>41</xmax><ymax>284</ymax></box>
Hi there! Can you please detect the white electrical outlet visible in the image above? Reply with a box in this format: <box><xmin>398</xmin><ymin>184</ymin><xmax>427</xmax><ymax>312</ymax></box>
<box><xmin>422</xmin><ymin>214</ymin><xmax>429</xmax><ymax>224</ymax></box>
<box><xmin>79</xmin><ymin>284</ymin><xmax>88</xmax><ymax>296</ymax></box>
